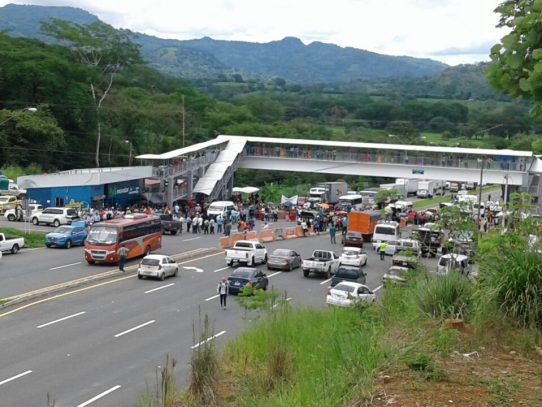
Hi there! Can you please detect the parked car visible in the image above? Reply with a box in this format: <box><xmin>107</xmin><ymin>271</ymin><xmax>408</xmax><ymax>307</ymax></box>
<box><xmin>392</xmin><ymin>253</ymin><xmax>420</xmax><ymax>269</ymax></box>
<box><xmin>341</xmin><ymin>231</ymin><xmax>364</xmax><ymax>248</ymax></box>
<box><xmin>159</xmin><ymin>214</ymin><xmax>182</xmax><ymax>235</ymax></box>
<box><xmin>0</xmin><ymin>195</ymin><xmax>21</xmax><ymax>214</ymax></box>
<box><xmin>137</xmin><ymin>254</ymin><xmax>179</xmax><ymax>280</ymax></box>
<box><xmin>382</xmin><ymin>266</ymin><xmax>409</xmax><ymax>285</ymax></box>
<box><xmin>45</xmin><ymin>222</ymin><xmax>87</xmax><ymax>248</ymax></box>
<box><xmin>266</xmin><ymin>248</ymin><xmax>302</xmax><ymax>271</ymax></box>
<box><xmin>225</xmin><ymin>240</ymin><xmax>267</xmax><ymax>267</ymax></box>
<box><xmin>4</xmin><ymin>203</ymin><xmax>43</xmax><ymax>222</ymax></box>
<box><xmin>227</xmin><ymin>267</ymin><xmax>268</xmax><ymax>295</ymax></box>
<box><xmin>339</xmin><ymin>247</ymin><xmax>368</xmax><ymax>267</ymax></box>
<box><xmin>0</xmin><ymin>232</ymin><xmax>25</xmax><ymax>254</ymax></box>
<box><xmin>331</xmin><ymin>265</ymin><xmax>367</xmax><ymax>287</ymax></box>
<box><xmin>384</xmin><ymin>239</ymin><xmax>421</xmax><ymax>256</ymax></box>
<box><xmin>326</xmin><ymin>282</ymin><xmax>376</xmax><ymax>307</ymax></box>
<box><xmin>436</xmin><ymin>254</ymin><xmax>471</xmax><ymax>276</ymax></box>
<box><xmin>32</xmin><ymin>207</ymin><xmax>79</xmax><ymax>227</ymax></box>
<box><xmin>302</xmin><ymin>249</ymin><xmax>340</xmax><ymax>278</ymax></box>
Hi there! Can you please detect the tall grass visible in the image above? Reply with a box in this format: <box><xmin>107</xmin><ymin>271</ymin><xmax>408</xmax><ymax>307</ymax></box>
<box><xmin>476</xmin><ymin>248</ymin><xmax>542</xmax><ymax>329</ymax></box>
<box><xmin>415</xmin><ymin>272</ymin><xmax>474</xmax><ymax>320</ymax></box>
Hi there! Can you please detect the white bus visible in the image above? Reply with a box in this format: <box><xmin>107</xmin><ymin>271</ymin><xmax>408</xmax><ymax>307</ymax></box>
<box><xmin>360</xmin><ymin>189</ymin><xmax>378</xmax><ymax>206</ymax></box>
<box><xmin>338</xmin><ymin>194</ymin><xmax>364</xmax><ymax>212</ymax></box>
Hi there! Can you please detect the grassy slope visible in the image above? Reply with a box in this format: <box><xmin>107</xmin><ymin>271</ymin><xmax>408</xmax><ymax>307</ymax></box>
<box><xmin>167</xmin><ymin>273</ymin><xmax>541</xmax><ymax>406</ymax></box>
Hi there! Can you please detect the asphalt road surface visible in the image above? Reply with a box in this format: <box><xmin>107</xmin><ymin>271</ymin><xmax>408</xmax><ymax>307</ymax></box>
<box><xmin>0</xmin><ymin>228</ymin><xmax>439</xmax><ymax>407</ymax></box>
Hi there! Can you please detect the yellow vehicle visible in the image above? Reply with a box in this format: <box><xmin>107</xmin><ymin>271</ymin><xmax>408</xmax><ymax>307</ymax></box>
<box><xmin>0</xmin><ymin>195</ymin><xmax>21</xmax><ymax>214</ymax></box>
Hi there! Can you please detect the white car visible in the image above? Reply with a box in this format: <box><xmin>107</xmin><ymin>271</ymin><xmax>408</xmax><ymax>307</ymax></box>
<box><xmin>137</xmin><ymin>254</ymin><xmax>179</xmax><ymax>280</ymax></box>
<box><xmin>382</xmin><ymin>266</ymin><xmax>409</xmax><ymax>285</ymax></box>
<box><xmin>339</xmin><ymin>247</ymin><xmax>367</xmax><ymax>267</ymax></box>
<box><xmin>326</xmin><ymin>282</ymin><xmax>376</xmax><ymax>307</ymax></box>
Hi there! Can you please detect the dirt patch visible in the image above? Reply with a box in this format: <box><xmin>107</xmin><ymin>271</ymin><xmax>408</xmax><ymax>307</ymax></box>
<box><xmin>366</xmin><ymin>348</ymin><xmax>542</xmax><ymax>406</ymax></box>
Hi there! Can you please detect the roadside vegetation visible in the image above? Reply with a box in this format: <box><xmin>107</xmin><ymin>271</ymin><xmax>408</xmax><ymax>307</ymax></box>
<box><xmin>138</xmin><ymin>217</ymin><xmax>541</xmax><ymax>407</ymax></box>
<box><xmin>0</xmin><ymin>227</ymin><xmax>45</xmax><ymax>248</ymax></box>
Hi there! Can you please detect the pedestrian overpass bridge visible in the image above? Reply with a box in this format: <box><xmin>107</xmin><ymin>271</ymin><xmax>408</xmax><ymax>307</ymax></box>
<box><xmin>137</xmin><ymin>134</ymin><xmax>542</xmax><ymax>211</ymax></box>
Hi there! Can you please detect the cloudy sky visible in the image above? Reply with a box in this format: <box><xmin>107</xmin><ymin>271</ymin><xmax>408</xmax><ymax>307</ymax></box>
<box><xmin>1</xmin><ymin>0</ymin><xmax>507</xmax><ymax>65</ymax></box>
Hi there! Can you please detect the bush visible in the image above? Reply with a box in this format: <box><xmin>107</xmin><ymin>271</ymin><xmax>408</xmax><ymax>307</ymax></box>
<box><xmin>415</xmin><ymin>272</ymin><xmax>473</xmax><ymax>320</ymax></box>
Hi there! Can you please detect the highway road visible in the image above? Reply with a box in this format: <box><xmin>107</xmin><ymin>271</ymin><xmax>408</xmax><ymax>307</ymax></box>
<box><xmin>0</xmin><ymin>227</ymin><xmax>440</xmax><ymax>407</ymax></box>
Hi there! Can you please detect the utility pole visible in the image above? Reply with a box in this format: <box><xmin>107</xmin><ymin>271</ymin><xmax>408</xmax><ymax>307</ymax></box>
<box><xmin>181</xmin><ymin>95</ymin><xmax>186</xmax><ymax>148</ymax></box>
<box><xmin>503</xmin><ymin>174</ymin><xmax>509</xmax><ymax>229</ymax></box>
<box><xmin>476</xmin><ymin>158</ymin><xmax>485</xmax><ymax>230</ymax></box>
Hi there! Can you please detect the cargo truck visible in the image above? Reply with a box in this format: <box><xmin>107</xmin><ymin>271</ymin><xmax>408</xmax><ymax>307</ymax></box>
<box><xmin>395</xmin><ymin>179</ymin><xmax>419</xmax><ymax>196</ymax></box>
<box><xmin>347</xmin><ymin>210</ymin><xmax>381</xmax><ymax>242</ymax></box>
<box><xmin>315</xmin><ymin>181</ymin><xmax>348</xmax><ymax>204</ymax></box>
<box><xmin>416</xmin><ymin>180</ymin><xmax>444</xmax><ymax>198</ymax></box>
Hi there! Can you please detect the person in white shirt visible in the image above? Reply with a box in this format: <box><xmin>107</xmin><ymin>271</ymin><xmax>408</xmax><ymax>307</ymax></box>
<box><xmin>217</xmin><ymin>277</ymin><xmax>229</xmax><ymax>309</ymax></box>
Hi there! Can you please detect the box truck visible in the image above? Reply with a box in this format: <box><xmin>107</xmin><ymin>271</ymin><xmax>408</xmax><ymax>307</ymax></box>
<box><xmin>416</xmin><ymin>180</ymin><xmax>444</xmax><ymax>199</ymax></box>
<box><xmin>316</xmin><ymin>181</ymin><xmax>348</xmax><ymax>204</ymax></box>
<box><xmin>395</xmin><ymin>179</ymin><xmax>419</xmax><ymax>196</ymax></box>
<box><xmin>347</xmin><ymin>210</ymin><xmax>381</xmax><ymax>242</ymax></box>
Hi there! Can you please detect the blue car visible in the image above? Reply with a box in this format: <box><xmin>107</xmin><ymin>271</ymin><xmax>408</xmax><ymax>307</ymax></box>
<box><xmin>45</xmin><ymin>222</ymin><xmax>87</xmax><ymax>249</ymax></box>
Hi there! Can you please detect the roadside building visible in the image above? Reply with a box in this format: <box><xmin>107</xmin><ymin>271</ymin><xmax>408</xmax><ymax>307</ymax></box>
<box><xmin>17</xmin><ymin>167</ymin><xmax>154</xmax><ymax>209</ymax></box>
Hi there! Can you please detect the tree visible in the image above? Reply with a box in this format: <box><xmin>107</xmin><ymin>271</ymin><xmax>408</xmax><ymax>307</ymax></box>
<box><xmin>41</xmin><ymin>19</ymin><xmax>141</xmax><ymax>167</ymax></box>
<box><xmin>486</xmin><ymin>0</ymin><xmax>542</xmax><ymax>116</ymax></box>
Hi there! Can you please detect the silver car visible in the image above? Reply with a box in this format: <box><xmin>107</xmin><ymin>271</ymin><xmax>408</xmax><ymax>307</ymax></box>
<box><xmin>137</xmin><ymin>254</ymin><xmax>179</xmax><ymax>280</ymax></box>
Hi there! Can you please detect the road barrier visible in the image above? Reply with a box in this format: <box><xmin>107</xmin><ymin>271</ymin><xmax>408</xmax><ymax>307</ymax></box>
<box><xmin>218</xmin><ymin>225</ymin><xmax>323</xmax><ymax>248</ymax></box>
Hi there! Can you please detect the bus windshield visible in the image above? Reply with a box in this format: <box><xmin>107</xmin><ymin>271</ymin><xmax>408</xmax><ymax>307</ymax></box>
<box><xmin>87</xmin><ymin>226</ymin><xmax>118</xmax><ymax>245</ymax></box>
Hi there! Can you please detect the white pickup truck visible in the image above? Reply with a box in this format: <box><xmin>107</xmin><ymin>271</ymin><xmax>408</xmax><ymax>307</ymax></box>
<box><xmin>225</xmin><ymin>240</ymin><xmax>267</xmax><ymax>267</ymax></box>
<box><xmin>0</xmin><ymin>232</ymin><xmax>25</xmax><ymax>254</ymax></box>
<box><xmin>302</xmin><ymin>249</ymin><xmax>340</xmax><ymax>278</ymax></box>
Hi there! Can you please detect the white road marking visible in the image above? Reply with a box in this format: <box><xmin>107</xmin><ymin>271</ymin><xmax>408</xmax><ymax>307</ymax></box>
<box><xmin>267</xmin><ymin>271</ymin><xmax>282</xmax><ymax>278</ymax></box>
<box><xmin>191</xmin><ymin>330</ymin><xmax>226</xmax><ymax>349</ymax></box>
<box><xmin>76</xmin><ymin>385</ymin><xmax>121</xmax><ymax>407</ymax></box>
<box><xmin>183</xmin><ymin>266</ymin><xmax>204</xmax><ymax>273</ymax></box>
<box><xmin>0</xmin><ymin>370</ymin><xmax>32</xmax><ymax>386</ymax></box>
<box><xmin>213</xmin><ymin>266</ymin><xmax>230</xmax><ymax>273</ymax></box>
<box><xmin>114</xmin><ymin>320</ymin><xmax>155</xmax><ymax>338</ymax></box>
<box><xmin>320</xmin><ymin>278</ymin><xmax>332</xmax><ymax>285</ymax></box>
<box><xmin>373</xmin><ymin>285</ymin><xmax>383</xmax><ymax>293</ymax></box>
<box><xmin>144</xmin><ymin>283</ymin><xmax>175</xmax><ymax>294</ymax></box>
<box><xmin>37</xmin><ymin>311</ymin><xmax>86</xmax><ymax>329</ymax></box>
<box><xmin>49</xmin><ymin>262</ymin><xmax>81</xmax><ymax>271</ymax></box>
<box><xmin>272</xmin><ymin>297</ymin><xmax>292</xmax><ymax>309</ymax></box>
<box><xmin>182</xmin><ymin>237</ymin><xmax>201</xmax><ymax>242</ymax></box>
<box><xmin>205</xmin><ymin>294</ymin><xmax>219</xmax><ymax>302</ymax></box>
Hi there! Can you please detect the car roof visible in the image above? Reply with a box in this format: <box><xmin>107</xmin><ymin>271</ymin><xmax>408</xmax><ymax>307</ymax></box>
<box><xmin>343</xmin><ymin>247</ymin><xmax>361</xmax><ymax>252</ymax></box>
<box><xmin>232</xmin><ymin>267</ymin><xmax>257</xmax><ymax>273</ymax></box>
<box><xmin>143</xmin><ymin>254</ymin><xmax>170</xmax><ymax>260</ymax></box>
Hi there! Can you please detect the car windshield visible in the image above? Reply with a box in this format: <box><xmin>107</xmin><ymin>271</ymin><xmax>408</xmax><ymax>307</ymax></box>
<box><xmin>208</xmin><ymin>204</ymin><xmax>224</xmax><ymax>212</ymax></box>
<box><xmin>375</xmin><ymin>226</ymin><xmax>395</xmax><ymax>235</ymax></box>
<box><xmin>141</xmin><ymin>258</ymin><xmax>160</xmax><ymax>266</ymax></box>
<box><xmin>343</xmin><ymin>250</ymin><xmax>359</xmax><ymax>256</ymax></box>
<box><xmin>0</xmin><ymin>197</ymin><xmax>10</xmax><ymax>203</ymax></box>
<box><xmin>335</xmin><ymin>268</ymin><xmax>360</xmax><ymax>279</ymax></box>
<box><xmin>334</xmin><ymin>284</ymin><xmax>356</xmax><ymax>293</ymax></box>
<box><xmin>231</xmin><ymin>270</ymin><xmax>252</xmax><ymax>279</ymax></box>
<box><xmin>53</xmin><ymin>226</ymin><xmax>71</xmax><ymax>234</ymax></box>
<box><xmin>346</xmin><ymin>232</ymin><xmax>361</xmax><ymax>238</ymax></box>
<box><xmin>272</xmin><ymin>249</ymin><xmax>291</xmax><ymax>257</ymax></box>
<box><xmin>86</xmin><ymin>226</ymin><xmax>118</xmax><ymax>245</ymax></box>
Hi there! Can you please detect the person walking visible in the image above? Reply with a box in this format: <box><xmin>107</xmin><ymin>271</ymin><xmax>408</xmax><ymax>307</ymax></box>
<box><xmin>117</xmin><ymin>245</ymin><xmax>129</xmax><ymax>272</ymax></box>
<box><xmin>329</xmin><ymin>224</ymin><xmax>336</xmax><ymax>244</ymax></box>
<box><xmin>217</xmin><ymin>277</ymin><xmax>229</xmax><ymax>309</ymax></box>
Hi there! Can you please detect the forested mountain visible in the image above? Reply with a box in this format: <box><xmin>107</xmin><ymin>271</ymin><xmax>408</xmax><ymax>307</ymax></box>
<box><xmin>0</xmin><ymin>3</ymin><xmax>447</xmax><ymax>84</ymax></box>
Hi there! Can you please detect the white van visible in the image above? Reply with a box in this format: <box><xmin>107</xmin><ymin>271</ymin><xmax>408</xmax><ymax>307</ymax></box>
<box><xmin>207</xmin><ymin>201</ymin><xmax>236</xmax><ymax>218</ymax></box>
<box><xmin>372</xmin><ymin>221</ymin><xmax>400</xmax><ymax>249</ymax></box>
<box><xmin>436</xmin><ymin>254</ymin><xmax>471</xmax><ymax>276</ymax></box>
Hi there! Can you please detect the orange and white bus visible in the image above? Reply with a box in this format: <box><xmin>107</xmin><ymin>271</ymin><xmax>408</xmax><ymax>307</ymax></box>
<box><xmin>84</xmin><ymin>214</ymin><xmax>162</xmax><ymax>264</ymax></box>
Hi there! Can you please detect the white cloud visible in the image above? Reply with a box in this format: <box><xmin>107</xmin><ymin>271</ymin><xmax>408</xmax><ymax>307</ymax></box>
<box><xmin>0</xmin><ymin>0</ymin><xmax>507</xmax><ymax>64</ymax></box>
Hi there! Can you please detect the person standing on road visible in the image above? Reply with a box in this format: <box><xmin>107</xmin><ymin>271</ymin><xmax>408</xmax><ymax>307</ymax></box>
<box><xmin>117</xmin><ymin>245</ymin><xmax>129</xmax><ymax>272</ymax></box>
<box><xmin>378</xmin><ymin>241</ymin><xmax>388</xmax><ymax>261</ymax></box>
<box><xmin>217</xmin><ymin>277</ymin><xmax>229</xmax><ymax>309</ymax></box>
<box><xmin>329</xmin><ymin>224</ymin><xmax>336</xmax><ymax>244</ymax></box>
